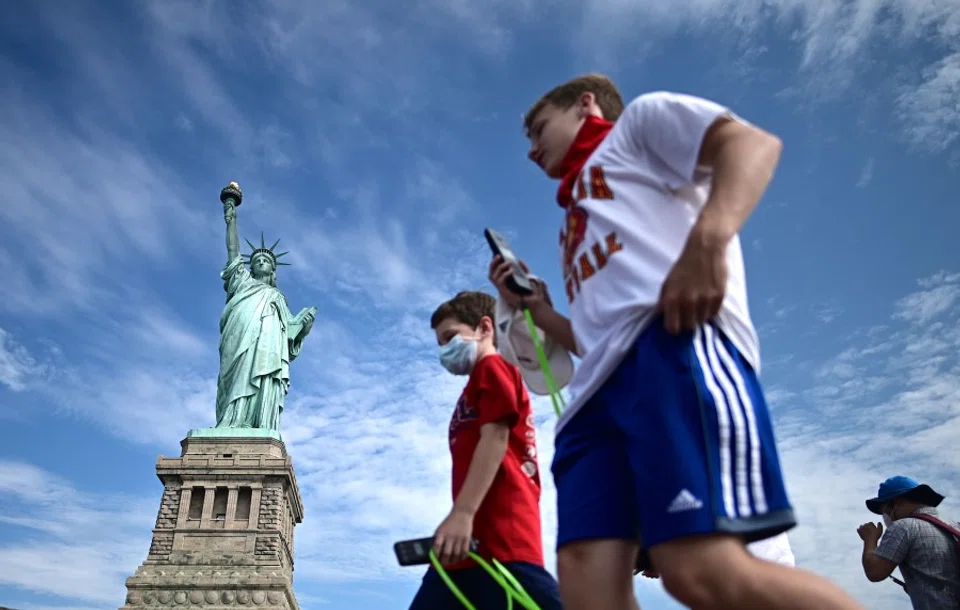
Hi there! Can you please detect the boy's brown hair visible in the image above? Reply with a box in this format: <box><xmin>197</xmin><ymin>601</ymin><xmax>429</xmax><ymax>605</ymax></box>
<box><xmin>523</xmin><ymin>73</ymin><xmax>625</xmax><ymax>136</ymax></box>
<box><xmin>430</xmin><ymin>290</ymin><xmax>497</xmax><ymax>347</ymax></box>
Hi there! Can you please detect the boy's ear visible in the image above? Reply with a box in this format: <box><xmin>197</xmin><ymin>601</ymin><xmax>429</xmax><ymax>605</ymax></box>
<box><xmin>481</xmin><ymin>315</ymin><xmax>495</xmax><ymax>337</ymax></box>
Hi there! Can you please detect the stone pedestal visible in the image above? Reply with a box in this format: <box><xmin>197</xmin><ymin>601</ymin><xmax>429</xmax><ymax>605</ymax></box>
<box><xmin>119</xmin><ymin>436</ymin><xmax>304</xmax><ymax>609</ymax></box>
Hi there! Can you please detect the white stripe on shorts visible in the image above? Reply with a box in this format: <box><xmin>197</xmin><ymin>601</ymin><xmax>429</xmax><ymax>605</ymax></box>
<box><xmin>693</xmin><ymin>325</ymin><xmax>767</xmax><ymax>518</ymax></box>
<box><xmin>713</xmin><ymin>335</ymin><xmax>768</xmax><ymax>514</ymax></box>
<box><xmin>692</xmin><ymin>327</ymin><xmax>736</xmax><ymax>518</ymax></box>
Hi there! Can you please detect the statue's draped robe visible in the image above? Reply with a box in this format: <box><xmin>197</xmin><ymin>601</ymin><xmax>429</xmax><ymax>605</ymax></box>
<box><xmin>215</xmin><ymin>256</ymin><xmax>304</xmax><ymax>430</ymax></box>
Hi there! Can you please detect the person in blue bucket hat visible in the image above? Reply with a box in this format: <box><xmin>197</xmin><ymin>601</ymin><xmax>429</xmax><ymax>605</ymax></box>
<box><xmin>865</xmin><ymin>476</ymin><xmax>945</xmax><ymax>515</ymax></box>
<box><xmin>858</xmin><ymin>475</ymin><xmax>959</xmax><ymax>610</ymax></box>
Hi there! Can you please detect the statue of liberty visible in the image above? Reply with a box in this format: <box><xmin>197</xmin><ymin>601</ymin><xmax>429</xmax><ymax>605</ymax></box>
<box><xmin>211</xmin><ymin>182</ymin><xmax>316</xmax><ymax>433</ymax></box>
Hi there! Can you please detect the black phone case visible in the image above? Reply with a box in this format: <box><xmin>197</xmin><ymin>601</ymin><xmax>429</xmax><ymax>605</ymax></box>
<box><xmin>484</xmin><ymin>228</ymin><xmax>534</xmax><ymax>296</ymax></box>
<box><xmin>393</xmin><ymin>536</ymin><xmax>480</xmax><ymax>567</ymax></box>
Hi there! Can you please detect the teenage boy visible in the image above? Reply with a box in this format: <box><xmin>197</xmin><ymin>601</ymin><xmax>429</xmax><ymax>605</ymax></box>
<box><xmin>407</xmin><ymin>290</ymin><xmax>561</xmax><ymax>610</ymax></box>
<box><xmin>488</xmin><ymin>74</ymin><xmax>864</xmax><ymax>610</ymax></box>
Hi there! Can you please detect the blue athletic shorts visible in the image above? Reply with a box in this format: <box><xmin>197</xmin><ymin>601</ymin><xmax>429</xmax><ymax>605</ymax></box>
<box><xmin>408</xmin><ymin>561</ymin><xmax>561</xmax><ymax>610</ymax></box>
<box><xmin>552</xmin><ymin>318</ymin><xmax>796</xmax><ymax>551</ymax></box>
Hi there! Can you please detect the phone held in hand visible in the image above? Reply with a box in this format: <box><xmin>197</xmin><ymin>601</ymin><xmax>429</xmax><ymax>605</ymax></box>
<box><xmin>484</xmin><ymin>228</ymin><xmax>534</xmax><ymax>296</ymax></box>
<box><xmin>393</xmin><ymin>536</ymin><xmax>480</xmax><ymax>566</ymax></box>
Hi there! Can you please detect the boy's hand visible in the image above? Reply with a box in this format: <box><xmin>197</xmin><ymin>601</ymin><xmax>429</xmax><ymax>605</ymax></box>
<box><xmin>433</xmin><ymin>509</ymin><xmax>474</xmax><ymax>565</ymax></box>
<box><xmin>658</xmin><ymin>234</ymin><xmax>727</xmax><ymax>334</ymax></box>
<box><xmin>488</xmin><ymin>255</ymin><xmax>547</xmax><ymax>313</ymax></box>
<box><xmin>857</xmin><ymin>521</ymin><xmax>883</xmax><ymax>544</ymax></box>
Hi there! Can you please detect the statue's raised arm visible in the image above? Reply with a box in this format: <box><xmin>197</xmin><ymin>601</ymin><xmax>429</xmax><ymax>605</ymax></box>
<box><xmin>222</xmin><ymin>182</ymin><xmax>242</xmax><ymax>263</ymax></box>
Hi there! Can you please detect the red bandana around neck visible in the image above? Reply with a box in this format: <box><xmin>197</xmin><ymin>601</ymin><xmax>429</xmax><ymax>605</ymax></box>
<box><xmin>555</xmin><ymin>116</ymin><xmax>614</xmax><ymax>208</ymax></box>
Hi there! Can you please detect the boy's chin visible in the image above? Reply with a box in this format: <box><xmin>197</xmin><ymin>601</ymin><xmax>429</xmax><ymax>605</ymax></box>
<box><xmin>543</xmin><ymin>161</ymin><xmax>566</xmax><ymax>180</ymax></box>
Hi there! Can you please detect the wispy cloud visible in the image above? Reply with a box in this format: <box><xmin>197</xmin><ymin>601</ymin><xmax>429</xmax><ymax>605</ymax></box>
<box><xmin>575</xmin><ymin>0</ymin><xmax>960</xmax><ymax>152</ymax></box>
<box><xmin>896</xmin><ymin>52</ymin><xmax>960</xmax><ymax>153</ymax></box>
<box><xmin>0</xmin><ymin>461</ymin><xmax>154</xmax><ymax>606</ymax></box>
<box><xmin>856</xmin><ymin>158</ymin><xmax>874</xmax><ymax>188</ymax></box>
<box><xmin>0</xmin><ymin>329</ymin><xmax>40</xmax><ymax>392</ymax></box>
<box><xmin>0</xmin><ymin>93</ymin><xmax>210</xmax><ymax>317</ymax></box>
<box><xmin>893</xmin><ymin>271</ymin><xmax>960</xmax><ymax>324</ymax></box>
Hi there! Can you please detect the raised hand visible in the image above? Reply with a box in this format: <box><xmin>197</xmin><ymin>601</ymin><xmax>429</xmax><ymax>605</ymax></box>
<box><xmin>857</xmin><ymin>521</ymin><xmax>883</xmax><ymax>543</ymax></box>
<box><xmin>487</xmin><ymin>255</ymin><xmax>546</xmax><ymax>312</ymax></box>
<box><xmin>224</xmin><ymin>200</ymin><xmax>240</xmax><ymax>261</ymax></box>
<box><xmin>224</xmin><ymin>201</ymin><xmax>237</xmax><ymax>224</ymax></box>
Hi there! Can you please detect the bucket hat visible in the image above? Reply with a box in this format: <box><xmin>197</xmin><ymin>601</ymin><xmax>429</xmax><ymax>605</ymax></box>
<box><xmin>865</xmin><ymin>475</ymin><xmax>945</xmax><ymax>515</ymax></box>
<box><xmin>494</xmin><ymin>277</ymin><xmax>574</xmax><ymax>396</ymax></box>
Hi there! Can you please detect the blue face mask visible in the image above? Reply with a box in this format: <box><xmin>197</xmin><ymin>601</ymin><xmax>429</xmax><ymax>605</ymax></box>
<box><xmin>439</xmin><ymin>334</ymin><xmax>479</xmax><ymax>376</ymax></box>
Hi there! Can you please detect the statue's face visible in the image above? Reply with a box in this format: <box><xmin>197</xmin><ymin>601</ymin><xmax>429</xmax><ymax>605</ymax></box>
<box><xmin>251</xmin><ymin>254</ymin><xmax>275</xmax><ymax>279</ymax></box>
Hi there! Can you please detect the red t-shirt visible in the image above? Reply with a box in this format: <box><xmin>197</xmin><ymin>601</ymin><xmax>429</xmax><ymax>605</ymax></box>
<box><xmin>447</xmin><ymin>354</ymin><xmax>545</xmax><ymax>570</ymax></box>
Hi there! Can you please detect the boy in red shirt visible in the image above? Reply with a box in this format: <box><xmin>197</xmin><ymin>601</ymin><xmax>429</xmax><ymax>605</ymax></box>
<box><xmin>407</xmin><ymin>291</ymin><xmax>561</xmax><ymax>610</ymax></box>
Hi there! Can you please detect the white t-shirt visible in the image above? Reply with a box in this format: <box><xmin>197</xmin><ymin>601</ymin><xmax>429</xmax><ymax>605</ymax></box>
<box><xmin>748</xmin><ymin>533</ymin><xmax>796</xmax><ymax>566</ymax></box>
<box><xmin>556</xmin><ymin>91</ymin><xmax>761</xmax><ymax>433</ymax></box>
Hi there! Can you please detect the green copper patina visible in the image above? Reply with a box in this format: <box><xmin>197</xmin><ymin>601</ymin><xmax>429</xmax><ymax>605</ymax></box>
<box><xmin>188</xmin><ymin>182</ymin><xmax>316</xmax><ymax>439</ymax></box>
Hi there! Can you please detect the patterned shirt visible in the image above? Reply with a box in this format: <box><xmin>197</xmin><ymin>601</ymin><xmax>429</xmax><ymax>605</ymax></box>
<box><xmin>874</xmin><ymin>507</ymin><xmax>960</xmax><ymax>610</ymax></box>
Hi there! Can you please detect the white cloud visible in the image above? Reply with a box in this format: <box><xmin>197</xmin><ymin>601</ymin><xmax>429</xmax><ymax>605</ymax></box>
<box><xmin>815</xmin><ymin>301</ymin><xmax>845</xmax><ymax>324</ymax></box>
<box><xmin>856</xmin><ymin>158</ymin><xmax>875</xmax><ymax>188</ymax></box>
<box><xmin>0</xmin><ymin>93</ymin><xmax>211</xmax><ymax>317</ymax></box>
<box><xmin>0</xmin><ymin>309</ymin><xmax>217</xmax><ymax>444</ymax></box>
<box><xmin>893</xmin><ymin>271</ymin><xmax>960</xmax><ymax>324</ymax></box>
<box><xmin>0</xmin><ymin>461</ymin><xmax>154</xmax><ymax>606</ymax></box>
<box><xmin>574</xmin><ymin>0</ymin><xmax>960</xmax><ymax>152</ymax></box>
<box><xmin>896</xmin><ymin>51</ymin><xmax>960</xmax><ymax>153</ymax></box>
<box><xmin>0</xmin><ymin>329</ymin><xmax>41</xmax><ymax>392</ymax></box>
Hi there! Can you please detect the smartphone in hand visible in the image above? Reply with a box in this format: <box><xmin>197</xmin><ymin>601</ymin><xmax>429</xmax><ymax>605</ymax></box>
<box><xmin>484</xmin><ymin>228</ymin><xmax>534</xmax><ymax>296</ymax></box>
<box><xmin>393</xmin><ymin>536</ymin><xmax>480</xmax><ymax>566</ymax></box>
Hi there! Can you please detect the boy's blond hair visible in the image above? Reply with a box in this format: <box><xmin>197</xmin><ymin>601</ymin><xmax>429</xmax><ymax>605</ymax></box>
<box><xmin>523</xmin><ymin>73</ymin><xmax>625</xmax><ymax>136</ymax></box>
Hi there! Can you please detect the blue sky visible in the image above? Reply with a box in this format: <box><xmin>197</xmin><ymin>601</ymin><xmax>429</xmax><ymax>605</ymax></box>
<box><xmin>0</xmin><ymin>1</ymin><xmax>958</xmax><ymax>609</ymax></box>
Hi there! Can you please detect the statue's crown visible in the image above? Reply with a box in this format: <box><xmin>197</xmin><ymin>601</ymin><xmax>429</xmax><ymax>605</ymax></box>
<box><xmin>243</xmin><ymin>232</ymin><xmax>290</xmax><ymax>268</ymax></box>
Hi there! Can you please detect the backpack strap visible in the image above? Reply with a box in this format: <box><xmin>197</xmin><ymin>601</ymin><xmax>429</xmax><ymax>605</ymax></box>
<box><xmin>907</xmin><ymin>513</ymin><xmax>960</xmax><ymax>540</ymax></box>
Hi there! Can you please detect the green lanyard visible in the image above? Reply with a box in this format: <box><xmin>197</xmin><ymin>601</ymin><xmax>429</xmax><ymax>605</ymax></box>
<box><xmin>429</xmin><ymin>549</ymin><xmax>542</xmax><ymax>610</ymax></box>
<box><xmin>520</xmin><ymin>307</ymin><xmax>566</xmax><ymax>417</ymax></box>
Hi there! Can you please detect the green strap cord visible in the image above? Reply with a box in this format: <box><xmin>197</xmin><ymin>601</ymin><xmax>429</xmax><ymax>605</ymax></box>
<box><xmin>521</xmin><ymin>307</ymin><xmax>566</xmax><ymax>417</ymax></box>
<box><xmin>429</xmin><ymin>549</ymin><xmax>542</xmax><ymax>610</ymax></box>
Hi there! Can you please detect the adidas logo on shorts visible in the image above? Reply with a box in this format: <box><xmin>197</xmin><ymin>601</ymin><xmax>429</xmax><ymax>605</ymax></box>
<box><xmin>667</xmin><ymin>489</ymin><xmax>704</xmax><ymax>513</ymax></box>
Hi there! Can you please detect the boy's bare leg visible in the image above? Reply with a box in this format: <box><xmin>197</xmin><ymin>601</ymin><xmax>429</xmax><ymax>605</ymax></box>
<box><xmin>557</xmin><ymin>539</ymin><xmax>641</xmax><ymax>610</ymax></box>
<box><xmin>651</xmin><ymin>534</ymin><xmax>864</xmax><ymax>610</ymax></box>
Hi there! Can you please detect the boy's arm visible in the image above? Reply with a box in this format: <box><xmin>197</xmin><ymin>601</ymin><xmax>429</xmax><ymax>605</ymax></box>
<box><xmin>488</xmin><ymin>256</ymin><xmax>580</xmax><ymax>356</ymax></box>
<box><xmin>627</xmin><ymin>91</ymin><xmax>781</xmax><ymax>245</ymax></box>
<box><xmin>861</xmin><ymin>537</ymin><xmax>899</xmax><ymax>582</ymax></box>
<box><xmin>626</xmin><ymin>92</ymin><xmax>782</xmax><ymax>333</ymax></box>
<box><xmin>451</xmin><ymin>421</ymin><xmax>511</xmax><ymax>516</ymax></box>
<box><xmin>665</xmin><ymin>115</ymin><xmax>780</xmax><ymax>335</ymax></box>
<box><xmin>861</xmin><ymin>522</ymin><xmax>909</xmax><ymax>583</ymax></box>
<box><xmin>690</xmin><ymin>117</ymin><xmax>782</xmax><ymax>247</ymax></box>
